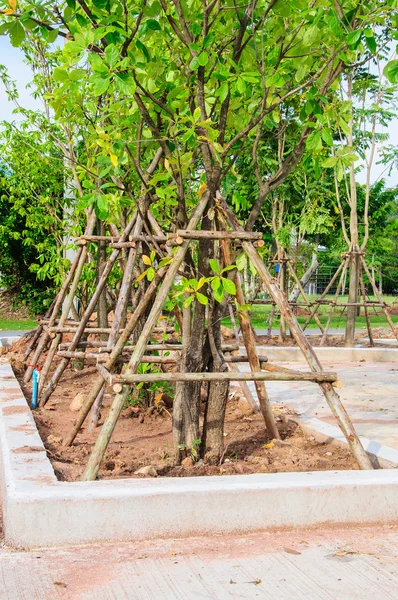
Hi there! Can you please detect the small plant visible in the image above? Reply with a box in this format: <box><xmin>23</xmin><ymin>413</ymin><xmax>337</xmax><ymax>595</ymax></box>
<box><xmin>178</xmin><ymin>438</ymin><xmax>201</xmax><ymax>460</ymax></box>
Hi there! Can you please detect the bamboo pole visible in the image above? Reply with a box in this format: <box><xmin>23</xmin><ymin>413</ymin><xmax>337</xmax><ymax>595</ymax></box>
<box><xmin>38</xmin><ymin>211</ymin><xmax>138</xmax><ymax>406</ymax></box>
<box><xmin>169</xmin><ymin>230</ymin><xmax>262</xmax><ymax>240</ymax></box>
<box><xmin>220</xmin><ymin>236</ymin><xmax>280</xmax><ymax>439</ymax></box>
<box><xmin>35</xmin><ymin>211</ymin><xmax>97</xmax><ymax>390</ymax></box>
<box><xmin>301</xmin><ymin>260</ymin><xmax>346</xmax><ymax>331</ymax></box>
<box><xmin>96</xmin><ymin>363</ymin><xmax>338</xmax><ymax>385</ymax></box>
<box><xmin>58</xmin><ymin>342</ymin><xmax>239</xmax><ymax>352</ymax></box>
<box><xmin>86</xmin><ymin>215</ymin><xmax>145</xmax><ymax>431</ymax></box>
<box><xmin>220</xmin><ymin>195</ymin><xmax>373</xmax><ymax>470</ymax></box>
<box><xmin>87</xmin><ymin>386</ymin><xmax>105</xmax><ymax>433</ymax></box>
<box><xmin>287</xmin><ymin>262</ymin><xmax>326</xmax><ymax>337</ymax></box>
<box><xmin>81</xmin><ymin>192</ymin><xmax>210</xmax><ymax>480</ymax></box>
<box><xmin>319</xmin><ymin>258</ymin><xmax>349</xmax><ymax>346</ymax></box>
<box><xmin>228</xmin><ymin>304</ymin><xmax>240</xmax><ymax>341</ymax></box>
<box><xmin>23</xmin><ymin>245</ymin><xmax>84</xmax><ymax>383</ymax></box>
<box><xmin>359</xmin><ymin>266</ymin><xmax>374</xmax><ymax>347</ymax></box>
<box><xmin>56</xmin><ymin>350</ymin><xmax>263</xmax><ymax>364</ymax></box>
<box><xmin>48</xmin><ymin>326</ymin><xmax>176</xmax><ymax>334</ymax></box>
<box><xmin>77</xmin><ymin>234</ymin><xmax>167</xmax><ymax>244</ymax></box>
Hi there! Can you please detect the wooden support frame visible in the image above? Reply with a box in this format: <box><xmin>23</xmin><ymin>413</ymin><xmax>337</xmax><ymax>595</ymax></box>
<box><xmin>219</xmin><ymin>195</ymin><xmax>373</xmax><ymax>470</ymax></box>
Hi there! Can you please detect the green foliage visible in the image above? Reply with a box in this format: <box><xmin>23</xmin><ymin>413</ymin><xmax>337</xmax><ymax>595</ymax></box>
<box><xmin>0</xmin><ymin>125</ymin><xmax>67</xmax><ymax>314</ymax></box>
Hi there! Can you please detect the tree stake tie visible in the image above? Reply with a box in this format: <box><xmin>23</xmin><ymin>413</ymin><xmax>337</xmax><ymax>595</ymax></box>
<box><xmin>27</xmin><ymin>365</ymin><xmax>41</xmax><ymax>410</ymax></box>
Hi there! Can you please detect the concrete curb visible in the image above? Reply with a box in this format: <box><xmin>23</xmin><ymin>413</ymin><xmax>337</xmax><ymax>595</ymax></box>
<box><xmin>255</xmin><ymin>346</ymin><xmax>398</xmax><ymax>362</ymax></box>
<box><xmin>1</xmin><ymin>363</ymin><xmax>398</xmax><ymax>548</ymax></box>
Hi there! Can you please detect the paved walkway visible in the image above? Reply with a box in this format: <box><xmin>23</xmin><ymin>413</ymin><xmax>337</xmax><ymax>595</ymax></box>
<box><xmin>1</xmin><ymin>525</ymin><xmax>398</xmax><ymax>599</ymax></box>
<box><xmin>241</xmin><ymin>360</ymin><xmax>398</xmax><ymax>449</ymax></box>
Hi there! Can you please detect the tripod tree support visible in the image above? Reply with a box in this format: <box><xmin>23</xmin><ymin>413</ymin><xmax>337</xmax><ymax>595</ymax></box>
<box><xmin>220</xmin><ymin>196</ymin><xmax>373</xmax><ymax>470</ymax></box>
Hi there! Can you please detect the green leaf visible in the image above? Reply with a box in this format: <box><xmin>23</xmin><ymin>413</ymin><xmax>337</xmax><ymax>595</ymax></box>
<box><xmin>89</xmin><ymin>53</ymin><xmax>108</xmax><ymax>73</ymax></box>
<box><xmin>338</xmin><ymin>118</ymin><xmax>351</xmax><ymax>136</ymax></box>
<box><xmin>365</xmin><ymin>36</ymin><xmax>376</xmax><ymax>53</ymax></box>
<box><xmin>114</xmin><ymin>73</ymin><xmax>136</xmax><ymax>95</ymax></box>
<box><xmin>136</xmin><ymin>39</ymin><xmax>151</xmax><ymax>61</ymax></box>
<box><xmin>209</xmin><ymin>258</ymin><xmax>220</xmax><ymax>274</ymax></box>
<box><xmin>213</xmin><ymin>286</ymin><xmax>224</xmax><ymax>303</ymax></box>
<box><xmin>197</xmin><ymin>52</ymin><xmax>209</xmax><ymax>66</ymax></box>
<box><xmin>146</xmin><ymin>19</ymin><xmax>161</xmax><ymax>31</ymax></box>
<box><xmin>193</xmin><ymin>107</ymin><xmax>201</xmax><ymax>122</ymax></box>
<box><xmin>383</xmin><ymin>60</ymin><xmax>398</xmax><ymax>84</ymax></box>
<box><xmin>92</xmin><ymin>75</ymin><xmax>111</xmax><ymax>95</ymax></box>
<box><xmin>69</xmin><ymin>69</ymin><xmax>86</xmax><ymax>81</ymax></box>
<box><xmin>346</xmin><ymin>30</ymin><xmax>362</xmax><ymax>46</ymax></box>
<box><xmin>321</xmin><ymin>128</ymin><xmax>333</xmax><ymax>146</ymax></box>
<box><xmin>211</xmin><ymin>276</ymin><xmax>221</xmax><ymax>291</ymax></box>
<box><xmin>196</xmin><ymin>292</ymin><xmax>208</xmax><ymax>305</ymax></box>
<box><xmin>306</xmin><ymin>131</ymin><xmax>322</xmax><ymax>152</ymax></box>
<box><xmin>322</xmin><ymin>156</ymin><xmax>338</xmax><ymax>168</ymax></box>
<box><xmin>236</xmin><ymin>77</ymin><xmax>246</xmax><ymax>94</ymax></box>
<box><xmin>183</xmin><ymin>295</ymin><xmax>194</xmax><ymax>308</ymax></box>
<box><xmin>189</xmin><ymin>56</ymin><xmax>199</xmax><ymax>70</ymax></box>
<box><xmin>216</xmin><ymin>82</ymin><xmax>229</xmax><ymax>103</ymax></box>
<box><xmin>147</xmin><ymin>267</ymin><xmax>155</xmax><ymax>281</ymax></box>
<box><xmin>53</xmin><ymin>68</ymin><xmax>69</xmax><ymax>82</ymax></box>
<box><xmin>9</xmin><ymin>21</ymin><xmax>25</xmax><ymax>47</ymax></box>
<box><xmin>222</xmin><ymin>278</ymin><xmax>236</xmax><ymax>295</ymax></box>
<box><xmin>0</xmin><ymin>23</ymin><xmax>10</xmax><ymax>35</ymax></box>
<box><xmin>94</xmin><ymin>194</ymin><xmax>109</xmax><ymax>219</ymax></box>
<box><xmin>46</xmin><ymin>28</ymin><xmax>59</xmax><ymax>43</ymax></box>
<box><xmin>105</xmin><ymin>44</ymin><xmax>119</xmax><ymax>68</ymax></box>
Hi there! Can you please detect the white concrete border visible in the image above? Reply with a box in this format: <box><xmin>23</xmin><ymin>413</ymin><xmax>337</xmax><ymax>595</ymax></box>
<box><xmin>256</xmin><ymin>346</ymin><xmax>398</xmax><ymax>362</ymax></box>
<box><xmin>1</xmin><ymin>363</ymin><xmax>398</xmax><ymax>549</ymax></box>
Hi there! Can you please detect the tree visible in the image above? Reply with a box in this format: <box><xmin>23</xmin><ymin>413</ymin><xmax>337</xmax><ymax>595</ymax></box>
<box><xmin>0</xmin><ymin>0</ymin><xmax>395</xmax><ymax>461</ymax></box>
<box><xmin>0</xmin><ymin>119</ymin><xmax>66</xmax><ymax>314</ymax></box>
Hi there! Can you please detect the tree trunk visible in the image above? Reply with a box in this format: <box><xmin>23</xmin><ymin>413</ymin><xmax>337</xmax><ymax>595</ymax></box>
<box><xmin>345</xmin><ymin>251</ymin><xmax>359</xmax><ymax>347</ymax></box>
<box><xmin>172</xmin><ymin>211</ymin><xmax>213</xmax><ymax>463</ymax></box>
<box><xmin>289</xmin><ymin>252</ymin><xmax>318</xmax><ymax>303</ymax></box>
<box><xmin>201</xmin><ymin>301</ymin><xmax>229</xmax><ymax>464</ymax></box>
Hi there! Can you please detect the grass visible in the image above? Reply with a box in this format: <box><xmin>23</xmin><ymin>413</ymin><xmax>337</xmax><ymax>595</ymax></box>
<box><xmin>0</xmin><ymin>319</ymin><xmax>38</xmax><ymax>331</ymax></box>
<box><xmin>222</xmin><ymin>294</ymin><xmax>398</xmax><ymax>332</ymax></box>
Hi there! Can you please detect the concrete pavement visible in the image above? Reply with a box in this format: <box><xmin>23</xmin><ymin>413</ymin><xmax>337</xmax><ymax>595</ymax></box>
<box><xmin>1</xmin><ymin>525</ymin><xmax>398</xmax><ymax>599</ymax></box>
<box><xmin>241</xmin><ymin>360</ymin><xmax>398</xmax><ymax>450</ymax></box>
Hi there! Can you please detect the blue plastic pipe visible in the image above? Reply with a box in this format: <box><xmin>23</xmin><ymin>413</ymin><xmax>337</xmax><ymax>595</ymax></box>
<box><xmin>31</xmin><ymin>368</ymin><xmax>40</xmax><ymax>409</ymax></box>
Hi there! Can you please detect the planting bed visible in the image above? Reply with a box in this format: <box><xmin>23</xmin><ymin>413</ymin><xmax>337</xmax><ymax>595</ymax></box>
<box><xmin>29</xmin><ymin>371</ymin><xmax>358</xmax><ymax>481</ymax></box>
<box><xmin>8</xmin><ymin>332</ymin><xmax>361</xmax><ymax>482</ymax></box>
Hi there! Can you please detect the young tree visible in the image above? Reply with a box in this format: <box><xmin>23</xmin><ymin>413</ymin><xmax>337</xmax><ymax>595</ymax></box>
<box><xmin>0</xmin><ymin>0</ymin><xmax>395</xmax><ymax>461</ymax></box>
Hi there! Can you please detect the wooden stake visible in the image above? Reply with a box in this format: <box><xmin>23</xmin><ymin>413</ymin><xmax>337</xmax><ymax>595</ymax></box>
<box><xmin>286</xmin><ymin>262</ymin><xmax>326</xmax><ymax>337</ymax></box>
<box><xmin>95</xmin><ymin>364</ymin><xmax>338</xmax><ymax>385</ymax></box>
<box><xmin>168</xmin><ymin>230</ymin><xmax>262</xmax><ymax>240</ymax></box>
<box><xmin>220</xmin><ymin>235</ymin><xmax>280</xmax><ymax>439</ymax></box>
<box><xmin>319</xmin><ymin>258</ymin><xmax>349</xmax><ymax>346</ymax></box>
<box><xmin>38</xmin><ymin>212</ymin><xmax>138</xmax><ymax>406</ymax></box>
<box><xmin>301</xmin><ymin>260</ymin><xmax>346</xmax><ymax>331</ymax></box>
<box><xmin>81</xmin><ymin>192</ymin><xmax>210</xmax><ymax>480</ymax></box>
<box><xmin>359</xmin><ymin>266</ymin><xmax>374</xmax><ymax>347</ymax></box>
<box><xmin>36</xmin><ymin>211</ymin><xmax>97</xmax><ymax>391</ymax></box>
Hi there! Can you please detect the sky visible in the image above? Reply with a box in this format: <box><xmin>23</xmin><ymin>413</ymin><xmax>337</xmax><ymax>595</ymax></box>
<box><xmin>0</xmin><ymin>37</ymin><xmax>397</xmax><ymax>187</ymax></box>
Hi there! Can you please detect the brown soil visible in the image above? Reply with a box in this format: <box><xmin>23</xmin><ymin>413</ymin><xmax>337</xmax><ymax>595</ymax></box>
<box><xmin>11</xmin><ymin>347</ymin><xmax>358</xmax><ymax>482</ymax></box>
